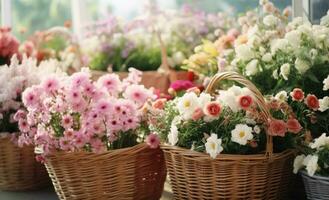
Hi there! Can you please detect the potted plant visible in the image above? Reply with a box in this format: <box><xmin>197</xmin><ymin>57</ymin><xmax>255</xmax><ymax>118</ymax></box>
<box><xmin>16</xmin><ymin>68</ymin><xmax>166</xmax><ymax>199</ymax></box>
<box><xmin>146</xmin><ymin>71</ymin><xmax>301</xmax><ymax>199</ymax></box>
<box><xmin>0</xmin><ymin>55</ymin><xmax>62</xmax><ymax>191</ymax></box>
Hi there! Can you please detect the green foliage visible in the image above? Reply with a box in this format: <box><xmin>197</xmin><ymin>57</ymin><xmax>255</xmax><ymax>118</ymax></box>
<box><xmin>0</xmin><ymin>110</ymin><xmax>18</xmax><ymax>133</ymax></box>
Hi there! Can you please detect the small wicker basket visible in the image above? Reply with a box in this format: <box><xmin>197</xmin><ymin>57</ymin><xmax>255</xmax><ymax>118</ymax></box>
<box><xmin>44</xmin><ymin>143</ymin><xmax>166</xmax><ymax>200</ymax></box>
<box><xmin>162</xmin><ymin>72</ymin><xmax>295</xmax><ymax>199</ymax></box>
<box><xmin>301</xmin><ymin>170</ymin><xmax>329</xmax><ymax>200</ymax></box>
<box><xmin>0</xmin><ymin>135</ymin><xmax>50</xmax><ymax>191</ymax></box>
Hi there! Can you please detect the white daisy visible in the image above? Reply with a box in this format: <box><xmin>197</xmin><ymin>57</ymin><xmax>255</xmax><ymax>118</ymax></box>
<box><xmin>231</xmin><ymin>124</ymin><xmax>253</xmax><ymax>145</ymax></box>
<box><xmin>205</xmin><ymin>133</ymin><xmax>223</xmax><ymax>159</ymax></box>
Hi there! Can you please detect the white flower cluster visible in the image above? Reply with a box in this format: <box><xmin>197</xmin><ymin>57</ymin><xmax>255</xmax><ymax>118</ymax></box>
<box><xmin>168</xmin><ymin>86</ymin><xmax>258</xmax><ymax>159</ymax></box>
<box><xmin>293</xmin><ymin>133</ymin><xmax>329</xmax><ymax>176</ymax></box>
<box><xmin>0</xmin><ymin>55</ymin><xmax>64</xmax><ymax>111</ymax></box>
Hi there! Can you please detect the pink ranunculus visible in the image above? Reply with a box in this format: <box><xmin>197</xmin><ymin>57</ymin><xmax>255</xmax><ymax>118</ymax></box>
<box><xmin>290</xmin><ymin>88</ymin><xmax>304</xmax><ymax>102</ymax></box>
<box><xmin>203</xmin><ymin>101</ymin><xmax>221</xmax><ymax>118</ymax></box>
<box><xmin>238</xmin><ymin>95</ymin><xmax>253</xmax><ymax>109</ymax></box>
<box><xmin>286</xmin><ymin>118</ymin><xmax>302</xmax><ymax>134</ymax></box>
<box><xmin>268</xmin><ymin>119</ymin><xmax>287</xmax><ymax>137</ymax></box>
<box><xmin>192</xmin><ymin>107</ymin><xmax>204</xmax><ymax>121</ymax></box>
<box><xmin>145</xmin><ymin>133</ymin><xmax>160</xmax><ymax>149</ymax></box>
<box><xmin>305</xmin><ymin>94</ymin><xmax>319</xmax><ymax>111</ymax></box>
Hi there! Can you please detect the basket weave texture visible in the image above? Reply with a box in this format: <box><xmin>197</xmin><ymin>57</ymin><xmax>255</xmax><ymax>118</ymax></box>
<box><xmin>301</xmin><ymin>170</ymin><xmax>329</xmax><ymax>200</ymax></box>
<box><xmin>44</xmin><ymin>143</ymin><xmax>166</xmax><ymax>200</ymax></box>
<box><xmin>0</xmin><ymin>135</ymin><xmax>49</xmax><ymax>191</ymax></box>
<box><xmin>162</xmin><ymin>72</ymin><xmax>295</xmax><ymax>199</ymax></box>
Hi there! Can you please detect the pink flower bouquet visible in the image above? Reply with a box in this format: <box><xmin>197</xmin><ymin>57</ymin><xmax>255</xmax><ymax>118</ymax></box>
<box><xmin>0</xmin><ymin>27</ymin><xmax>19</xmax><ymax>65</ymax></box>
<box><xmin>16</xmin><ymin>67</ymin><xmax>158</xmax><ymax>158</ymax></box>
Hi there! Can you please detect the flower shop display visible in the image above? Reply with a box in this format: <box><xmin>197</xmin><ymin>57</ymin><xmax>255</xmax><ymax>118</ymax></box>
<box><xmin>20</xmin><ymin>26</ymin><xmax>82</xmax><ymax>73</ymax></box>
<box><xmin>16</xmin><ymin>68</ymin><xmax>166</xmax><ymax>199</ymax></box>
<box><xmin>293</xmin><ymin>133</ymin><xmax>329</xmax><ymax>200</ymax></box>
<box><xmin>0</xmin><ymin>27</ymin><xmax>20</xmax><ymax>66</ymax></box>
<box><xmin>0</xmin><ymin>55</ymin><xmax>63</xmax><ymax>191</ymax></box>
<box><xmin>147</xmin><ymin>71</ymin><xmax>301</xmax><ymax>199</ymax></box>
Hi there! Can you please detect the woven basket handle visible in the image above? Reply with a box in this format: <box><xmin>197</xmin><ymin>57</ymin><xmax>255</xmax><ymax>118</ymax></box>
<box><xmin>205</xmin><ymin>71</ymin><xmax>273</xmax><ymax>158</ymax></box>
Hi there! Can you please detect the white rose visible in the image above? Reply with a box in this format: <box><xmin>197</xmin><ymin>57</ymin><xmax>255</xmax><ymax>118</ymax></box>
<box><xmin>280</xmin><ymin>63</ymin><xmax>290</xmax><ymax>80</ymax></box>
<box><xmin>235</xmin><ymin>44</ymin><xmax>254</xmax><ymax>61</ymax></box>
<box><xmin>303</xmin><ymin>155</ymin><xmax>318</xmax><ymax>176</ymax></box>
<box><xmin>323</xmin><ymin>75</ymin><xmax>329</xmax><ymax>91</ymax></box>
<box><xmin>309</xmin><ymin>133</ymin><xmax>329</xmax><ymax>149</ymax></box>
<box><xmin>245</xmin><ymin>59</ymin><xmax>259</xmax><ymax>76</ymax></box>
<box><xmin>275</xmin><ymin>91</ymin><xmax>288</xmax><ymax>102</ymax></box>
<box><xmin>285</xmin><ymin>30</ymin><xmax>301</xmax><ymax>48</ymax></box>
<box><xmin>262</xmin><ymin>53</ymin><xmax>272</xmax><ymax>62</ymax></box>
<box><xmin>263</xmin><ymin>15</ymin><xmax>278</xmax><ymax>26</ymax></box>
<box><xmin>271</xmin><ymin>39</ymin><xmax>289</xmax><ymax>54</ymax></box>
<box><xmin>294</xmin><ymin>58</ymin><xmax>310</xmax><ymax>74</ymax></box>
<box><xmin>319</xmin><ymin>96</ymin><xmax>329</xmax><ymax>112</ymax></box>
<box><xmin>293</xmin><ymin>155</ymin><xmax>305</xmax><ymax>174</ymax></box>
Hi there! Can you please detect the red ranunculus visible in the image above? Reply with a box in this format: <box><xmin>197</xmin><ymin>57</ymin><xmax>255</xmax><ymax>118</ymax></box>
<box><xmin>204</xmin><ymin>102</ymin><xmax>221</xmax><ymax>118</ymax></box>
<box><xmin>305</xmin><ymin>94</ymin><xmax>319</xmax><ymax>111</ymax></box>
<box><xmin>239</xmin><ymin>95</ymin><xmax>253</xmax><ymax>109</ymax></box>
<box><xmin>286</xmin><ymin>118</ymin><xmax>302</xmax><ymax>134</ymax></box>
<box><xmin>268</xmin><ymin>119</ymin><xmax>287</xmax><ymax>137</ymax></box>
<box><xmin>290</xmin><ymin>88</ymin><xmax>304</xmax><ymax>102</ymax></box>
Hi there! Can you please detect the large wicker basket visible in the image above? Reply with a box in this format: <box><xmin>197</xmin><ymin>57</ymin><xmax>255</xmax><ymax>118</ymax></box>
<box><xmin>161</xmin><ymin>72</ymin><xmax>295</xmax><ymax>199</ymax></box>
<box><xmin>0</xmin><ymin>135</ymin><xmax>50</xmax><ymax>191</ymax></box>
<box><xmin>301</xmin><ymin>170</ymin><xmax>329</xmax><ymax>200</ymax></box>
<box><xmin>44</xmin><ymin>143</ymin><xmax>166</xmax><ymax>200</ymax></box>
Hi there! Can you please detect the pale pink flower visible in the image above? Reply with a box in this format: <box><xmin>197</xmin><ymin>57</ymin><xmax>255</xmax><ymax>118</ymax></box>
<box><xmin>59</xmin><ymin>137</ymin><xmax>72</xmax><ymax>151</ymax></box>
<box><xmin>123</xmin><ymin>85</ymin><xmax>154</xmax><ymax>107</ymax></box>
<box><xmin>90</xmin><ymin>138</ymin><xmax>106</xmax><ymax>153</ymax></box>
<box><xmin>146</xmin><ymin>133</ymin><xmax>160</xmax><ymax>149</ymax></box>
<box><xmin>73</xmin><ymin>132</ymin><xmax>87</xmax><ymax>148</ymax></box>
<box><xmin>13</xmin><ymin>109</ymin><xmax>26</xmax><ymax>121</ymax></box>
<box><xmin>95</xmin><ymin>99</ymin><xmax>113</xmax><ymax>113</ymax></box>
<box><xmin>22</xmin><ymin>87</ymin><xmax>40</xmax><ymax>108</ymax></box>
<box><xmin>18</xmin><ymin>119</ymin><xmax>30</xmax><ymax>133</ymax></box>
<box><xmin>41</xmin><ymin>76</ymin><xmax>60</xmax><ymax>94</ymax></box>
<box><xmin>97</xmin><ymin>74</ymin><xmax>122</xmax><ymax>96</ymax></box>
<box><xmin>71</xmin><ymin>99</ymin><xmax>88</xmax><ymax>112</ymax></box>
<box><xmin>67</xmin><ymin>88</ymin><xmax>83</xmax><ymax>103</ymax></box>
<box><xmin>62</xmin><ymin>115</ymin><xmax>73</xmax><ymax>129</ymax></box>
<box><xmin>71</xmin><ymin>71</ymin><xmax>90</xmax><ymax>88</ymax></box>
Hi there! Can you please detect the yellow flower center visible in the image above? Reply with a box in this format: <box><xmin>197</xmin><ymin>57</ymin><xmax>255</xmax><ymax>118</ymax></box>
<box><xmin>210</xmin><ymin>142</ymin><xmax>216</xmax><ymax>150</ymax></box>
<box><xmin>239</xmin><ymin>131</ymin><xmax>245</xmax><ymax>138</ymax></box>
<box><xmin>184</xmin><ymin>100</ymin><xmax>191</xmax><ymax>108</ymax></box>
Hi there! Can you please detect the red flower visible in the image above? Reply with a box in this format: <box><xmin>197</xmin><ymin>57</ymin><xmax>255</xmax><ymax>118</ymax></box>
<box><xmin>187</xmin><ymin>71</ymin><xmax>195</xmax><ymax>82</ymax></box>
<box><xmin>290</xmin><ymin>88</ymin><xmax>304</xmax><ymax>102</ymax></box>
<box><xmin>152</xmin><ymin>98</ymin><xmax>167</xmax><ymax>110</ymax></box>
<box><xmin>239</xmin><ymin>95</ymin><xmax>253</xmax><ymax>109</ymax></box>
<box><xmin>305</xmin><ymin>94</ymin><xmax>319</xmax><ymax>111</ymax></box>
<box><xmin>268</xmin><ymin>119</ymin><xmax>287</xmax><ymax>137</ymax></box>
<box><xmin>204</xmin><ymin>102</ymin><xmax>221</xmax><ymax>118</ymax></box>
<box><xmin>286</xmin><ymin>118</ymin><xmax>302</xmax><ymax>134</ymax></box>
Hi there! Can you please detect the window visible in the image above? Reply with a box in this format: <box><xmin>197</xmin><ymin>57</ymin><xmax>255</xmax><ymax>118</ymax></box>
<box><xmin>11</xmin><ymin>0</ymin><xmax>72</xmax><ymax>41</ymax></box>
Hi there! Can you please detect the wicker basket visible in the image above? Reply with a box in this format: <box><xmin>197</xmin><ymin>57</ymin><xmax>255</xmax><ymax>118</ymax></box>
<box><xmin>301</xmin><ymin>170</ymin><xmax>329</xmax><ymax>200</ymax></box>
<box><xmin>44</xmin><ymin>143</ymin><xmax>166</xmax><ymax>200</ymax></box>
<box><xmin>161</xmin><ymin>71</ymin><xmax>295</xmax><ymax>200</ymax></box>
<box><xmin>0</xmin><ymin>135</ymin><xmax>50</xmax><ymax>191</ymax></box>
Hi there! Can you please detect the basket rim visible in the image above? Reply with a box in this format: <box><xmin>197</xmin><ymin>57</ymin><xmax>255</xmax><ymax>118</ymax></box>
<box><xmin>300</xmin><ymin>170</ymin><xmax>329</xmax><ymax>181</ymax></box>
<box><xmin>160</xmin><ymin>144</ymin><xmax>294</xmax><ymax>160</ymax></box>
<box><xmin>44</xmin><ymin>143</ymin><xmax>154</xmax><ymax>159</ymax></box>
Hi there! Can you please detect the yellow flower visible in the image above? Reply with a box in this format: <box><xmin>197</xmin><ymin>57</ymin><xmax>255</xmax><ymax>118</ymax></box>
<box><xmin>203</xmin><ymin>41</ymin><xmax>218</xmax><ymax>57</ymax></box>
